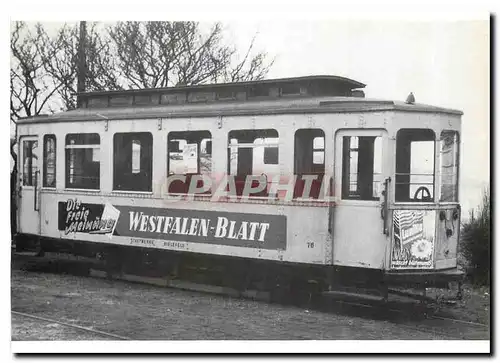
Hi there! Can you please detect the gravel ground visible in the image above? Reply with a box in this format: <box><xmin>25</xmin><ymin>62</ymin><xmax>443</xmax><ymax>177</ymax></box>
<box><xmin>10</xmin><ymin>266</ymin><xmax>489</xmax><ymax>341</ymax></box>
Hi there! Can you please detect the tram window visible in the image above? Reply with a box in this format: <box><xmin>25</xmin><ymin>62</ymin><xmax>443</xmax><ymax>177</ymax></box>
<box><xmin>395</xmin><ymin>129</ymin><xmax>435</xmax><ymax>202</ymax></box>
<box><xmin>228</xmin><ymin>129</ymin><xmax>279</xmax><ymax>197</ymax></box>
<box><xmin>43</xmin><ymin>135</ymin><xmax>56</xmax><ymax>188</ymax></box>
<box><xmin>216</xmin><ymin>90</ymin><xmax>235</xmax><ymax>100</ymax></box>
<box><xmin>263</xmin><ymin>147</ymin><xmax>279</xmax><ymax>164</ymax></box>
<box><xmin>65</xmin><ymin>133</ymin><xmax>100</xmax><ymax>190</ymax></box>
<box><xmin>248</xmin><ymin>85</ymin><xmax>268</xmax><ymax>98</ymax></box>
<box><xmin>342</xmin><ymin>136</ymin><xmax>382</xmax><ymax>201</ymax></box>
<box><xmin>294</xmin><ymin>129</ymin><xmax>325</xmax><ymax>199</ymax></box>
<box><xmin>440</xmin><ymin>131</ymin><xmax>459</xmax><ymax>202</ymax></box>
<box><xmin>132</xmin><ymin>140</ymin><xmax>141</xmax><ymax>174</ymax></box>
<box><xmin>22</xmin><ymin>140</ymin><xmax>38</xmax><ymax>187</ymax></box>
<box><xmin>168</xmin><ymin>131</ymin><xmax>212</xmax><ymax>194</ymax></box>
<box><xmin>280</xmin><ymin>83</ymin><xmax>301</xmax><ymax>96</ymax></box>
<box><xmin>113</xmin><ymin>132</ymin><xmax>153</xmax><ymax>192</ymax></box>
<box><xmin>313</xmin><ymin>137</ymin><xmax>325</xmax><ymax>165</ymax></box>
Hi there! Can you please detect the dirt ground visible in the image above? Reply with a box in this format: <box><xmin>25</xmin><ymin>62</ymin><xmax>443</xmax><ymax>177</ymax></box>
<box><xmin>10</xmin><ymin>265</ymin><xmax>490</xmax><ymax>341</ymax></box>
<box><xmin>424</xmin><ymin>284</ymin><xmax>490</xmax><ymax>326</ymax></box>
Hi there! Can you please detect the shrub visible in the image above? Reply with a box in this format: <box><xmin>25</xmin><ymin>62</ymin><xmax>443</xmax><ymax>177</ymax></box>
<box><xmin>460</xmin><ymin>187</ymin><xmax>491</xmax><ymax>286</ymax></box>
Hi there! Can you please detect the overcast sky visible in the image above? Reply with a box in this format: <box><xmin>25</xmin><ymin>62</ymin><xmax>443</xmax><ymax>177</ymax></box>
<box><xmin>226</xmin><ymin>19</ymin><xmax>489</xmax><ymax>213</ymax></box>
<box><xmin>10</xmin><ymin>18</ymin><xmax>489</xmax><ymax>213</ymax></box>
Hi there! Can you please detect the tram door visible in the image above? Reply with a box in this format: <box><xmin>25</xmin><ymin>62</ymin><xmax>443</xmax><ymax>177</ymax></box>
<box><xmin>333</xmin><ymin>130</ymin><xmax>388</xmax><ymax>268</ymax></box>
<box><xmin>17</xmin><ymin>136</ymin><xmax>41</xmax><ymax>235</ymax></box>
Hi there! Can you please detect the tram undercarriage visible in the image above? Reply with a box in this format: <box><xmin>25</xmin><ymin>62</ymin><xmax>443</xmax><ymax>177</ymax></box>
<box><xmin>14</xmin><ymin>233</ymin><xmax>464</xmax><ymax>304</ymax></box>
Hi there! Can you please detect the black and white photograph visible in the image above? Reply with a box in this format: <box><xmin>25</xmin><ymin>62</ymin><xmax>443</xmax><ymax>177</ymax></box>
<box><xmin>7</xmin><ymin>1</ymin><xmax>491</xmax><ymax>355</ymax></box>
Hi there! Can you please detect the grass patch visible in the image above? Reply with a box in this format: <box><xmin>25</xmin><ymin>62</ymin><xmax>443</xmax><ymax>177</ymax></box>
<box><xmin>460</xmin><ymin>187</ymin><xmax>490</xmax><ymax>286</ymax></box>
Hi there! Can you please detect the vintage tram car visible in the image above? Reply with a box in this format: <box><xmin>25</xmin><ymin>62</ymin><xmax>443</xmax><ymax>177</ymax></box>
<box><xmin>14</xmin><ymin>75</ymin><xmax>464</xmax><ymax>299</ymax></box>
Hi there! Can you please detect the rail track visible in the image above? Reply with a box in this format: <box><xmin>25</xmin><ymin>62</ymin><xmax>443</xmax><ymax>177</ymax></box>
<box><xmin>12</xmin><ymin>311</ymin><xmax>132</xmax><ymax>341</ymax></box>
<box><xmin>318</xmin><ymin>298</ymin><xmax>488</xmax><ymax>340</ymax></box>
<box><xmin>11</xmin><ymin>300</ymin><xmax>486</xmax><ymax>341</ymax></box>
<box><xmin>12</xmin><ymin>252</ymin><xmax>489</xmax><ymax>340</ymax></box>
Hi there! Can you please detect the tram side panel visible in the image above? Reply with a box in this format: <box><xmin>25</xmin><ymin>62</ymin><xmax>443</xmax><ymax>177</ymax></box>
<box><xmin>18</xmin><ymin>112</ymin><xmax>390</xmax><ymax>270</ymax></box>
<box><xmin>19</xmin><ymin>111</ymin><xmax>393</xmax><ymax>271</ymax></box>
<box><xmin>40</xmin><ymin>193</ymin><xmax>332</xmax><ymax>265</ymax></box>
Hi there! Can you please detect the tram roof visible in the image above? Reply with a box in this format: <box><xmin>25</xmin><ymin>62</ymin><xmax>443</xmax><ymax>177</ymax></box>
<box><xmin>75</xmin><ymin>75</ymin><xmax>366</xmax><ymax>97</ymax></box>
<box><xmin>17</xmin><ymin>96</ymin><xmax>463</xmax><ymax>124</ymax></box>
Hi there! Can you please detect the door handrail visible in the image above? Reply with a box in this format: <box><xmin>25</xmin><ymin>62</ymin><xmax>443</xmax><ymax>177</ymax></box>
<box><xmin>381</xmin><ymin>177</ymin><xmax>391</xmax><ymax>235</ymax></box>
<box><xmin>34</xmin><ymin>170</ymin><xmax>39</xmax><ymax>211</ymax></box>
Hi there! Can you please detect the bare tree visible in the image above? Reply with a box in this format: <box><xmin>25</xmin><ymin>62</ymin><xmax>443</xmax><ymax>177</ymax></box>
<box><xmin>9</xmin><ymin>20</ymin><xmax>53</xmax><ymax>236</ymax></box>
<box><xmin>108</xmin><ymin>21</ymin><xmax>182</xmax><ymax>88</ymax></box>
<box><xmin>10</xmin><ymin>21</ymin><xmax>121</xmax><ymax>117</ymax></box>
<box><xmin>35</xmin><ymin>22</ymin><xmax>123</xmax><ymax>111</ymax></box>
<box><xmin>10</xmin><ymin>21</ymin><xmax>60</xmax><ymax>186</ymax></box>
<box><xmin>11</xmin><ymin>21</ymin><xmax>274</xmax><ymax>115</ymax></box>
<box><xmin>108</xmin><ymin>21</ymin><xmax>273</xmax><ymax>88</ymax></box>
<box><xmin>223</xmin><ymin>34</ymin><xmax>273</xmax><ymax>83</ymax></box>
<box><xmin>10</xmin><ymin>21</ymin><xmax>63</xmax><ymax>120</ymax></box>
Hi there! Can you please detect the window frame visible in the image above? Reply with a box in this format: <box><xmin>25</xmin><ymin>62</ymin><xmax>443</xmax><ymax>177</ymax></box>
<box><xmin>65</xmin><ymin>133</ymin><xmax>101</xmax><ymax>191</ymax></box>
<box><xmin>227</xmin><ymin>129</ymin><xmax>279</xmax><ymax>198</ymax></box>
<box><xmin>167</xmin><ymin>130</ymin><xmax>213</xmax><ymax>176</ymax></box>
<box><xmin>43</xmin><ymin>134</ymin><xmax>57</xmax><ymax>188</ymax></box>
<box><xmin>293</xmin><ymin>128</ymin><xmax>326</xmax><ymax>200</ymax></box>
<box><xmin>293</xmin><ymin>128</ymin><xmax>326</xmax><ymax>175</ymax></box>
<box><xmin>263</xmin><ymin>146</ymin><xmax>279</xmax><ymax>165</ymax></box>
<box><xmin>439</xmin><ymin>130</ymin><xmax>460</xmax><ymax>203</ymax></box>
<box><xmin>312</xmin><ymin>136</ymin><xmax>325</xmax><ymax>166</ymax></box>
<box><xmin>216</xmin><ymin>90</ymin><xmax>236</xmax><ymax>101</ymax></box>
<box><xmin>21</xmin><ymin>138</ymin><xmax>39</xmax><ymax>188</ymax></box>
<box><xmin>248</xmin><ymin>85</ymin><xmax>269</xmax><ymax>98</ymax></box>
<box><xmin>227</xmin><ymin>129</ymin><xmax>280</xmax><ymax>175</ymax></box>
<box><xmin>167</xmin><ymin>130</ymin><xmax>213</xmax><ymax>195</ymax></box>
<box><xmin>113</xmin><ymin>132</ymin><xmax>153</xmax><ymax>193</ymax></box>
<box><xmin>341</xmin><ymin>135</ymin><xmax>382</xmax><ymax>201</ymax></box>
<box><xmin>394</xmin><ymin>128</ymin><xmax>436</xmax><ymax>203</ymax></box>
<box><xmin>280</xmin><ymin>82</ymin><xmax>302</xmax><ymax>97</ymax></box>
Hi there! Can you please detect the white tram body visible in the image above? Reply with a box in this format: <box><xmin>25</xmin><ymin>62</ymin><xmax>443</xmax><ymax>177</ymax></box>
<box><xmin>14</xmin><ymin>75</ymin><xmax>463</xmax><ymax>291</ymax></box>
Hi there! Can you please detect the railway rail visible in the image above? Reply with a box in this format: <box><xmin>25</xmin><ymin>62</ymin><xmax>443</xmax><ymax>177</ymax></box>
<box><xmin>12</xmin><ymin>310</ymin><xmax>132</xmax><ymax>341</ymax></box>
<box><xmin>12</xmin><ymin>252</ymin><xmax>489</xmax><ymax>340</ymax></box>
<box><xmin>12</xmin><ymin>308</ymin><xmax>474</xmax><ymax>341</ymax></box>
<box><xmin>11</xmin><ymin>286</ymin><xmax>487</xmax><ymax>341</ymax></box>
<box><xmin>320</xmin><ymin>299</ymin><xmax>488</xmax><ymax>340</ymax></box>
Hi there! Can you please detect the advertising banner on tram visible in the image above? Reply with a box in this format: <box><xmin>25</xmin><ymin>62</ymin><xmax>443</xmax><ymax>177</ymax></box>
<box><xmin>58</xmin><ymin>199</ymin><xmax>120</xmax><ymax>237</ymax></box>
<box><xmin>390</xmin><ymin>210</ymin><xmax>436</xmax><ymax>269</ymax></box>
<box><xmin>58</xmin><ymin>198</ymin><xmax>287</xmax><ymax>250</ymax></box>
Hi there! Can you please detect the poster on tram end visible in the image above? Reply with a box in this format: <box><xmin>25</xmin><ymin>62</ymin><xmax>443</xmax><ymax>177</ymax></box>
<box><xmin>390</xmin><ymin>209</ymin><xmax>436</xmax><ymax>269</ymax></box>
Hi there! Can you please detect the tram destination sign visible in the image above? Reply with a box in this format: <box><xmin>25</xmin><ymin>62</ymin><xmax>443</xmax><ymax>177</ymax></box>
<box><xmin>58</xmin><ymin>199</ymin><xmax>286</xmax><ymax>250</ymax></box>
